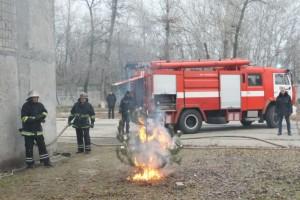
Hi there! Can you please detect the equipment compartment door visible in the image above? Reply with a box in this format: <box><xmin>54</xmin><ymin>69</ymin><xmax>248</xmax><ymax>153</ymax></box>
<box><xmin>220</xmin><ymin>74</ymin><xmax>241</xmax><ymax>109</ymax></box>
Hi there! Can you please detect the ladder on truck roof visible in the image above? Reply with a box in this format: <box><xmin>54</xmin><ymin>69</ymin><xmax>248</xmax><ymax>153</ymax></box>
<box><xmin>150</xmin><ymin>59</ymin><xmax>250</xmax><ymax>70</ymax></box>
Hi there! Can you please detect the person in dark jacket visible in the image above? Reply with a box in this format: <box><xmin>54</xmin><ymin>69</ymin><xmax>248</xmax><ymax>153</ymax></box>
<box><xmin>276</xmin><ymin>87</ymin><xmax>293</xmax><ymax>136</ymax></box>
<box><xmin>119</xmin><ymin>91</ymin><xmax>134</xmax><ymax>134</ymax></box>
<box><xmin>106</xmin><ymin>92</ymin><xmax>117</xmax><ymax>119</ymax></box>
<box><xmin>68</xmin><ymin>93</ymin><xmax>95</xmax><ymax>153</ymax></box>
<box><xmin>21</xmin><ymin>90</ymin><xmax>52</xmax><ymax>168</ymax></box>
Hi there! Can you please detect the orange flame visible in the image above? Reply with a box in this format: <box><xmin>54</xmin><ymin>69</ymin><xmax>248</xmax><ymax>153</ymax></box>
<box><xmin>129</xmin><ymin>123</ymin><xmax>172</xmax><ymax>182</ymax></box>
<box><xmin>130</xmin><ymin>167</ymin><xmax>163</xmax><ymax>182</ymax></box>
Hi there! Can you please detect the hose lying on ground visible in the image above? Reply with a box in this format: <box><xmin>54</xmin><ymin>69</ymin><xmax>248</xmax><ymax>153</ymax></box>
<box><xmin>60</xmin><ymin>134</ymin><xmax>288</xmax><ymax>149</ymax></box>
<box><xmin>180</xmin><ymin>135</ymin><xmax>287</xmax><ymax>148</ymax></box>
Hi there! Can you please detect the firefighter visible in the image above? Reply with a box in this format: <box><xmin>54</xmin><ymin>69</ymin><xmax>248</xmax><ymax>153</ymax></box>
<box><xmin>119</xmin><ymin>91</ymin><xmax>134</xmax><ymax>134</ymax></box>
<box><xmin>276</xmin><ymin>87</ymin><xmax>293</xmax><ymax>136</ymax></box>
<box><xmin>21</xmin><ymin>90</ymin><xmax>52</xmax><ymax>168</ymax></box>
<box><xmin>106</xmin><ymin>92</ymin><xmax>117</xmax><ymax>119</ymax></box>
<box><xmin>68</xmin><ymin>93</ymin><xmax>95</xmax><ymax>153</ymax></box>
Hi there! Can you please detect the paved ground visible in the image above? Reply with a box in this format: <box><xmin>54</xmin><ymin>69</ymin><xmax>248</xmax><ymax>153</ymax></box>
<box><xmin>56</xmin><ymin>118</ymin><xmax>300</xmax><ymax>148</ymax></box>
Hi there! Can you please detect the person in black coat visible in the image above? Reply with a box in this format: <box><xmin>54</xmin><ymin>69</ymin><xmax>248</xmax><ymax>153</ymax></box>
<box><xmin>275</xmin><ymin>87</ymin><xmax>293</xmax><ymax>135</ymax></box>
<box><xmin>68</xmin><ymin>93</ymin><xmax>95</xmax><ymax>153</ymax></box>
<box><xmin>21</xmin><ymin>90</ymin><xmax>52</xmax><ymax>168</ymax></box>
<box><xmin>119</xmin><ymin>91</ymin><xmax>134</xmax><ymax>134</ymax></box>
<box><xmin>106</xmin><ymin>92</ymin><xmax>117</xmax><ymax>119</ymax></box>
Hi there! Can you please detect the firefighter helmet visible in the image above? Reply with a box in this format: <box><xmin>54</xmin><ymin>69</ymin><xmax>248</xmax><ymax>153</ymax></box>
<box><xmin>80</xmin><ymin>92</ymin><xmax>88</xmax><ymax>99</ymax></box>
<box><xmin>27</xmin><ymin>90</ymin><xmax>40</xmax><ymax>99</ymax></box>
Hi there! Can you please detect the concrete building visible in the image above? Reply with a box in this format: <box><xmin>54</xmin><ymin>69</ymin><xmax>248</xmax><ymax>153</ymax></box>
<box><xmin>0</xmin><ymin>0</ymin><xmax>56</xmax><ymax>169</ymax></box>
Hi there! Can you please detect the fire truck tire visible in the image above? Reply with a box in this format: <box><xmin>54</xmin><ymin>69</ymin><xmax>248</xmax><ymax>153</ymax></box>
<box><xmin>266</xmin><ymin>105</ymin><xmax>278</xmax><ymax>128</ymax></box>
<box><xmin>179</xmin><ymin>109</ymin><xmax>202</xmax><ymax>134</ymax></box>
<box><xmin>241</xmin><ymin>120</ymin><xmax>253</xmax><ymax>127</ymax></box>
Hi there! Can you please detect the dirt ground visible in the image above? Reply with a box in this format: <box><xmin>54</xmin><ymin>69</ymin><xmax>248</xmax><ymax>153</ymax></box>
<box><xmin>1</xmin><ymin>144</ymin><xmax>300</xmax><ymax>200</ymax></box>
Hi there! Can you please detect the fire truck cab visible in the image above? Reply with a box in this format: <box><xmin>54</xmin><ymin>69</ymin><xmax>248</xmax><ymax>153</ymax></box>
<box><xmin>115</xmin><ymin>59</ymin><xmax>296</xmax><ymax>134</ymax></box>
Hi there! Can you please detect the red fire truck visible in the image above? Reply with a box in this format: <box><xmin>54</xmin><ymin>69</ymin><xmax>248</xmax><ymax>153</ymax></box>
<box><xmin>114</xmin><ymin>59</ymin><xmax>296</xmax><ymax>134</ymax></box>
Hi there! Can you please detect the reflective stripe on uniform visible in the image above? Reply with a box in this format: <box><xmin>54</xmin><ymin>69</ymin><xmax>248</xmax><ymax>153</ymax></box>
<box><xmin>21</xmin><ymin>131</ymin><xmax>43</xmax><ymax>136</ymax></box>
<box><xmin>25</xmin><ymin>157</ymin><xmax>34</xmax><ymax>163</ymax></box>
<box><xmin>91</xmin><ymin>115</ymin><xmax>95</xmax><ymax>119</ymax></box>
<box><xmin>40</xmin><ymin>154</ymin><xmax>49</xmax><ymax>159</ymax></box>
<box><xmin>42</xmin><ymin>112</ymin><xmax>48</xmax><ymax>116</ymax></box>
<box><xmin>21</xmin><ymin>116</ymin><xmax>36</xmax><ymax>123</ymax></box>
<box><xmin>21</xmin><ymin>116</ymin><xmax>29</xmax><ymax>122</ymax></box>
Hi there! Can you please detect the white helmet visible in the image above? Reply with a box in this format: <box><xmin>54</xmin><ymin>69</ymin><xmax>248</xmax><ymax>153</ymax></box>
<box><xmin>79</xmin><ymin>92</ymin><xmax>88</xmax><ymax>98</ymax></box>
<box><xmin>27</xmin><ymin>90</ymin><xmax>40</xmax><ymax>99</ymax></box>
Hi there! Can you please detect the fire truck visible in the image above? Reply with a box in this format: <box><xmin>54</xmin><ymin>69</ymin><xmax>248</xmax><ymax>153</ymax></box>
<box><xmin>114</xmin><ymin>59</ymin><xmax>296</xmax><ymax>134</ymax></box>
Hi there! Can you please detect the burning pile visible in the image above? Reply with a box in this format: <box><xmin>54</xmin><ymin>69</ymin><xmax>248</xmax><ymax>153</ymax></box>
<box><xmin>116</xmin><ymin>116</ymin><xmax>182</xmax><ymax>183</ymax></box>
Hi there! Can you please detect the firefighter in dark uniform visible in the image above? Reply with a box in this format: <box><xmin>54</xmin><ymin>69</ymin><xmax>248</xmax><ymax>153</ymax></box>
<box><xmin>68</xmin><ymin>93</ymin><xmax>95</xmax><ymax>153</ymax></box>
<box><xmin>21</xmin><ymin>90</ymin><xmax>52</xmax><ymax>168</ymax></box>
<box><xmin>119</xmin><ymin>91</ymin><xmax>135</xmax><ymax>134</ymax></box>
<box><xmin>276</xmin><ymin>87</ymin><xmax>293</xmax><ymax>136</ymax></box>
<box><xmin>106</xmin><ymin>92</ymin><xmax>117</xmax><ymax>119</ymax></box>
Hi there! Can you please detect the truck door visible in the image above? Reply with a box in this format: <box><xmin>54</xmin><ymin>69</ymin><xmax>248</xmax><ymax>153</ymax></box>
<box><xmin>245</xmin><ymin>73</ymin><xmax>265</xmax><ymax>110</ymax></box>
<box><xmin>220</xmin><ymin>73</ymin><xmax>241</xmax><ymax>109</ymax></box>
<box><xmin>273</xmin><ymin>73</ymin><xmax>293</xmax><ymax>99</ymax></box>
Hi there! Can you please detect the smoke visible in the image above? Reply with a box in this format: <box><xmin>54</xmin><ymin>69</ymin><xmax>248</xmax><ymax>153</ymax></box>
<box><xmin>130</xmin><ymin>110</ymin><xmax>182</xmax><ymax>168</ymax></box>
<box><xmin>116</xmin><ymin>109</ymin><xmax>182</xmax><ymax>181</ymax></box>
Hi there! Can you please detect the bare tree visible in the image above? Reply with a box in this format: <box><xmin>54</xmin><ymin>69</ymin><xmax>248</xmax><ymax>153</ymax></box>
<box><xmin>83</xmin><ymin>0</ymin><xmax>100</xmax><ymax>92</ymax></box>
<box><xmin>54</xmin><ymin>0</ymin><xmax>300</xmax><ymax>105</ymax></box>
<box><xmin>233</xmin><ymin>0</ymin><xmax>266</xmax><ymax>58</ymax></box>
<box><xmin>159</xmin><ymin>0</ymin><xmax>181</xmax><ymax>60</ymax></box>
<box><xmin>102</xmin><ymin>0</ymin><xmax>119</xmax><ymax>96</ymax></box>
<box><xmin>63</xmin><ymin>0</ymin><xmax>72</xmax><ymax>81</ymax></box>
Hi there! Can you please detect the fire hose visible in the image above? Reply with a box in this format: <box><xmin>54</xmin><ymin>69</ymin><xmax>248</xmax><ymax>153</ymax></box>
<box><xmin>0</xmin><ymin>124</ymin><xmax>72</xmax><ymax>179</ymax></box>
<box><xmin>64</xmin><ymin>135</ymin><xmax>290</xmax><ymax>149</ymax></box>
<box><xmin>46</xmin><ymin>124</ymin><xmax>70</xmax><ymax>147</ymax></box>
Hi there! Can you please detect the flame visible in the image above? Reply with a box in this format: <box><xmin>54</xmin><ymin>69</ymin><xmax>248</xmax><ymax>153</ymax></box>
<box><xmin>130</xmin><ymin>167</ymin><xmax>163</xmax><ymax>182</ymax></box>
<box><xmin>129</xmin><ymin>123</ymin><xmax>172</xmax><ymax>182</ymax></box>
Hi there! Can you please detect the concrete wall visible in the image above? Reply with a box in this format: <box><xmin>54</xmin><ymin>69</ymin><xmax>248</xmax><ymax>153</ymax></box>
<box><xmin>0</xmin><ymin>0</ymin><xmax>56</xmax><ymax>170</ymax></box>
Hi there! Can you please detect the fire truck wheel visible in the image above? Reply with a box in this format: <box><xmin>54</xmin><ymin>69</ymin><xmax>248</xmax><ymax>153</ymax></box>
<box><xmin>179</xmin><ymin>109</ymin><xmax>202</xmax><ymax>134</ymax></box>
<box><xmin>266</xmin><ymin>105</ymin><xmax>279</xmax><ymax>128</ymax></box>
<box><xmin>241</xmin><ymin>120</ymin><xmax>253</xmax><ymax>127</ymax></box>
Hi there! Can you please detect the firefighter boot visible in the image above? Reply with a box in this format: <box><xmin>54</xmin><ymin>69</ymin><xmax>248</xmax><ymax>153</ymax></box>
<box><xmin>26</xmin><ymin>162</ymin><xmax>35</xmax><ymax>169</ymax></box>
<box><xmin>44</xmin><ymin>159</ymin><xmax>53</xmax><ymax>167</ymax></box>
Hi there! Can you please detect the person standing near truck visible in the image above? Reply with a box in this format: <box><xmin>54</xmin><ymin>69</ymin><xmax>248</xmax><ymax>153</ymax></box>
<box><xmin>276</xmin><ymin>87</ymin><xmax>293</xmax><ymax>136</ymax></box>
<box><xmin>119</xmin><ymin>91</ymin><xmax>135</xmax><ymax>134</ymax></box>
<box><xmin>106</xmin><ymin>92</ymin><xmax>117</xmax><ymax>119</ymax></box>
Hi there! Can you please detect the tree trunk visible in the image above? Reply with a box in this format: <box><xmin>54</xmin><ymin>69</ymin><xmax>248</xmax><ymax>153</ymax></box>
<box><xmin>204</xmin><ymin>42</ymin><xmax>210</xmax><ymax>59</ymax></box>
<box><xmin>63</xmin><ymin>0</ymin><xmax>71</xmax><ymax>82</ymax></box>
<box><xmin>84</xmin><ymin>3</ymin><xmax>95</xmax><ymax>93</ymax></box>
<box><xmin>164</xmin><ymin>0</ymin><xmax>170</xmax><ymax>60</ymax></box>
<box><xmin>233</xmin><ymin>0</ymin><xmax>249</xmax><ymax>58</ymax></box>
<box><xmin>102</xmin><ymin>0</ymin><xmax>118</xmax><ymax>97</ymax></box>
